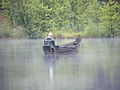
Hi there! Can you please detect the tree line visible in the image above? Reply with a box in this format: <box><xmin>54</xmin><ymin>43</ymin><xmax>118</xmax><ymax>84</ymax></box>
<box><xmin>0</xmin><ymin>0</ymin><xmax>120</xmax><ymax>38</ymax></box>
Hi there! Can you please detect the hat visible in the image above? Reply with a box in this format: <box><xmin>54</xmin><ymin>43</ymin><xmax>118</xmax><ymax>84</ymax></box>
<box><xmin>48</xmin><ymin>32</ymin><xmax>53</xmax><ymax>36</ymax></box>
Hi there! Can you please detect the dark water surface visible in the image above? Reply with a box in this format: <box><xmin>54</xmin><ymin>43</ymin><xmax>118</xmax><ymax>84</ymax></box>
<box><xmin>0</xmin><ymin>38</ymin><xmax>120</xmax><ymax>90</ymax></box>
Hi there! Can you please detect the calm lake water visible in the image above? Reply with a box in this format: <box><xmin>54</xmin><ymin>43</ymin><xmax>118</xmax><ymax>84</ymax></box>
<box><xmin>0</xmin><ymin>38</ymin><xmax>120</xmax><ymax>90</ymax></box>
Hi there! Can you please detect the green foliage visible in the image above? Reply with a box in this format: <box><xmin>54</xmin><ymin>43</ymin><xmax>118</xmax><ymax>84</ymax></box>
<box><xmin>0</xmin><ymin>0</ymin><xmax>120</xmax><ymax>38</ymax></box>
<box><xmin>99</xmin><ymin>0</ymin><xmax>120</xmax><ymax>37</ymax></box>
<box><xmin>0</xmin><ymin>21</ymin><xmax>12</xmax><ymax>38</ymax></box>
<box><xmin>0</xmin><ymin>20</ymin><xmax>26</xmax><ymax>38</ymax></box>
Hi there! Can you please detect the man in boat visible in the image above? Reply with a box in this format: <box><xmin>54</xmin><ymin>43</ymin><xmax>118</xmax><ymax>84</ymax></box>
<box><xmin>44</xmin><ymin>32</ymin><xmax>55</xmax><ymax>47</ymax></box>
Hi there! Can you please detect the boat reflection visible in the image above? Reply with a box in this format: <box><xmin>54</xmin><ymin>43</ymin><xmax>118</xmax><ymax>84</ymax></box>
<box><xmin>44</xmin><ymin>54</ymin><xmax>59</xmax><ymax>81</ymax></box>
<box><xmin>43</xmin><ymin>52</ymin><xmax>80</xmax><ymax>81</ymax></box>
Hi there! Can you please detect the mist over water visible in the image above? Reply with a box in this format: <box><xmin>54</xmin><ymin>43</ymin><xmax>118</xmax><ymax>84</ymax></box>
<box><xmin>0</xmin><ymin>38</ymin><xmax>120</xmax><ymax>90</ymax></box>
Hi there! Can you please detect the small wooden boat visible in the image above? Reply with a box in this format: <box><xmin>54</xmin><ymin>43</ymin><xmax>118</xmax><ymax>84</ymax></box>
<box><xmin>43</xmin><ymin>38</ymin><xmax>81</xmax><ymax>54</ymax></box>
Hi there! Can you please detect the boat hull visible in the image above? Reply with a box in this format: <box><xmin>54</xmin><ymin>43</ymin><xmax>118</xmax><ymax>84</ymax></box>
<box><xmin>43</xmin><ymin>38</ymin><xmax>81</xmax><ymax>54</ymax></box>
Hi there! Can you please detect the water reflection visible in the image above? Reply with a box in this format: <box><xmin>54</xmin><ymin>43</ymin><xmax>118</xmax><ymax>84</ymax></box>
<box><xmin>44</xmin><ymin>54</ymin><xmax>56</xmax><ymax>81</ymax></box>
<box><xmin>0</xmin><ymin>57</ymin><xmax>4</xmax><ymax>90</ymax></box>
<box><xmin>93</xmin><ymin>66</ymin><xmax>112</xmax><ymax>90</ymax></box>
<box><xmin>44</xmin><ymin>52</ymin><xmax>80</xmax><ymax>82</ymax></box>
<box><xmin>0</xmin><ymin>38</ymin><xmax>120</xmax><ymax>90</ymax></box>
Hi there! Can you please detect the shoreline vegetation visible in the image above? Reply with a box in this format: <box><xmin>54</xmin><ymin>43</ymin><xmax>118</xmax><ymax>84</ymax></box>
<box><xmin>0</xmin><ymin>22</ymin><xmax>120</xmax><ymax>39</ymax></box>
<box><xmin>0</xmin><ymin>0</ymin><xmax>120</xmax><ymax>39</ymax></box>
<box><xmin>0</xmin><ymin>19</ymin><xmax>119</xmax><ymax>39</ymax></box>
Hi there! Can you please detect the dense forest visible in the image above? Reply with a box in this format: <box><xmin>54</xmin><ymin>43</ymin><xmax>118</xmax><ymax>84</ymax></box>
<box><xmin>0</xmin><ymin>0</ymin><xmax>120</xmax><ymax>38</ymax></box>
